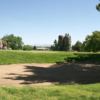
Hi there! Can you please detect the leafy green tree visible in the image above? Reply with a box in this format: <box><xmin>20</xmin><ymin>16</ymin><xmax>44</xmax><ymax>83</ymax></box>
<box><xmin>96</xmin><ymin>2</ymin><xmax>100</xmax><ymax>11</ymax></box>
<box><xmin>33</xmin><ymin>46</ymin><xmax>37</xmax><ymax>50</ymax></box>
<box><xmin>63</xmin><ymin>33</ymin><xmax>71</xmax><ymax>51</ymax></box>
<box><xmin>51</xmin><ymin>40</ymin><xmax>58</xmax><ymax>50</ymax></box>
<box><xmin>83</xmin><ymin>31</ymin><xmax>100</xmax><ymax>52</ymax></box>
<box><xmin>2</xmin><ymin>34</ymin><xmax>23</xmax><ymax>50</ymax></box>
<box><xmin>58</xmin><ymin>35</ymin><xmax>64</xmax><ymax>51</ymax></box>
<box><xmin>51</xmin><ymin>33</ymin><xmax>71</xmax><ymax>51</ymax></box>
<box><xmin>72</xmin><ymin>41</ymin><xmax>82</xmax><ymax>51</ymax></box>
<box><xmin>23</xmin><ymin>45</ymin><xmax>33</xmax><ymax>50</ymax></box>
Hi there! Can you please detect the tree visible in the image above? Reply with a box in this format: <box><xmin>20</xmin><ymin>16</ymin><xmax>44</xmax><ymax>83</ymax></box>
<box><xmin>51</xmin><ymin>40</ymin><xmax>58</xmax><ymax>50</ymax></box>
<box><xmin>51</xmin><ymin>33</ymin><xmax>71</xmax><ymax>51</ymax></box>
<box><xmin>23</xmin><ymin>45</ymin><xmax>33</xmax><ymax>50</ymax></box>
<box><xmin>33</xmin><ymin>46</ymin><xmax>37</xmax><ymax>50</ymax></box>
<box><xmin>96</xmin><ymin>2</ymin><xmax>100</xmax><ymax>11</ymax></box>
<box><xmin>72</xmin><ymin>41</ymin><xmax>82</xmax><ymax>51</ymax></box>
<box><xmin>83</xmin><ymin>31</ymin><xmax>100</xmax><ymax>52</ymax></box>
<box><xmin>2</xmin><ymin>34</ymin><xmax>23</xmax><ymax>50</ymax></box>
<box><xmin>63</xmin><ymin>33</ymin><xmax>71</xmax><ymax>51</ymax></box>
<box><xmin>58</xmin><ymin>35</ymin><xmax>64</xmax><ymax>50</ymax></box>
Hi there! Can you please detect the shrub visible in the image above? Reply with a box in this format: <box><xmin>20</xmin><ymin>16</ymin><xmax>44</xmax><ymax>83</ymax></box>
<box><xmin>23</xmin><ymin>45</ymin><xmax>33</xmax><ymax>50</ymax></box>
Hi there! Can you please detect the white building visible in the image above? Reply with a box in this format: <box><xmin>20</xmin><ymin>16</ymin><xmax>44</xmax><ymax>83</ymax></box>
<box><xmin>36</xmin><ymin>46</ymin><xmax>50</xmax><ymax>51</ymax></box>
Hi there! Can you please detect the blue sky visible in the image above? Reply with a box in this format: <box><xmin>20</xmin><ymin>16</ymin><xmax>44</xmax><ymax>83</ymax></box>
<box><xmin>0</xmin><ymin>0</ymin><xmax>100</xmax><ymax>45</ymax></box>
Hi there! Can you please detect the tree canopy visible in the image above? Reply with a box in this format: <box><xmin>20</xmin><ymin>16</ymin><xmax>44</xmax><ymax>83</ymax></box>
<box><xmin>96</xmin><ymin>2</ymin><xmax>100</xmax><ymax>11</ymax></box>
<box><xmin>23</xmin><ymin>45</ymin><xmax>33</xmax><ymax>50</ymax></box>
<box><xmin>72</xmin><ymin>41</ymin><xmax>82</xmax><ymax>52</ymax></box>
<box><xmin>83</xmin><ymin>31</ymin><xmax>100</xmax><ymax>52</ymax></box>
<box><xmin>2</xmin><ymin>34</ymin><xmax>23</xmax><ymax>50</ymax></box>
<box><xmin>51</xmin><ymin>33</ymin><xmax>71</xmax><ymax>51</ymax></box>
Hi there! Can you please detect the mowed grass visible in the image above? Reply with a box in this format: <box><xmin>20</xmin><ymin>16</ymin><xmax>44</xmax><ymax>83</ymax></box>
<box><xmin>0</xmin><ymin>84</ymin><xmax>100</xmax><ymax>100</ymax></box>
<box><xmin>0</xmin><ymin>50</ymin><xmax>74</xmax><ymax>64</ymax></box>
<box><xmin>0</xmin><ymin>50</ymin><xmax>100</xmax><ymax>100</ymax></box>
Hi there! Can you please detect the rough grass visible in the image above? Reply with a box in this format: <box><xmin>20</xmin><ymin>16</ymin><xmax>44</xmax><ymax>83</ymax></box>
<box><xmin>0</xmin><ymin>84</ymin><xmax>100</xmax><ymax>100</ymax></box>
<box><xmin>0</xmin><ymin>50</ymin><xmax>74</xmax><ymax>64</ymax></box>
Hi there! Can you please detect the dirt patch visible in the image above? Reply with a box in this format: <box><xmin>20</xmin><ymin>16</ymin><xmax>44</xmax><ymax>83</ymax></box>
<box><xmin>0</xmin><ymin>63</ymin><xmax>100</xmax><ymax>86</ymax></box>
<box><xmin>0</xmin><ymin>63</ymin><xmax>53</xmax><ymax>86</ymax></box>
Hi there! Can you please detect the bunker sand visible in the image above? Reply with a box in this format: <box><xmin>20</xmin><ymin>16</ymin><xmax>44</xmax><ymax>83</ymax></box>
<box><xmin>0</xmin><ymin>64</ymin><xmax>53</xmax><ymax>86</ymax></box>
<box><xmin>0</xmin><ymin>63</ymin><xmax>100</xmax><ymax>86</ymax></box>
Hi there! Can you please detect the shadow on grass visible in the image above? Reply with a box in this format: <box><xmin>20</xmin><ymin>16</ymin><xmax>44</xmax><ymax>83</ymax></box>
<box><xmin>4</xmin><ymin>63</ymin><xmax>100</xmax><ymax>85</ymax></box>
<box><xmin>64</xmin><ymin>53</ymin><xmax>100</xmax><ymax>64</ymax></box>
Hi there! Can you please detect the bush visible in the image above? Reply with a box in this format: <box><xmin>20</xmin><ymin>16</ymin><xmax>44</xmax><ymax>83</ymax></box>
<box><xmin>65</xmin><ymin>53</ymin><xmax>100</xmax><ymax>63</ymax></box>
<box><xmin>23</xmin><ymin>45</ymin><xmax>33</xmax><ymax>51</ymax></box>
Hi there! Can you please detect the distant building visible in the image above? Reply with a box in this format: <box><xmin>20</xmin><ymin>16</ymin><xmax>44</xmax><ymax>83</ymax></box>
<box><xmin>36</xmin><ymin>46</ymin><xmax>50</xmax><ymax>51</ymax></box>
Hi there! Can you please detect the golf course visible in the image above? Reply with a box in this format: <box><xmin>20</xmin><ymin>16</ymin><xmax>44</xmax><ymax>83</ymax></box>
<box><xmin>0</xmin><ymin>50</ymin><xmax>100</xmax><ymax>100</ymax></box>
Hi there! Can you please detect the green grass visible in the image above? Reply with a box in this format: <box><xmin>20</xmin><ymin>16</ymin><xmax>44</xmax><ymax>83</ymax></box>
<box><xmin>0</xmin><ymin>50</ymin><xmax>99</xmax><ymax>64</ymax></box>
<box><xmin>0</xmin><ymin>84</ymin><xmax>100</xmax><ymax>100</ymax></box>
<box><xmin>0</xmin><ymin>50</ymin><xmax>100</xmax><ymax>100</ymax></box>
<box><xmin>0</xmin><ymin>50</ymin><xmax>74</xmax><ymax>64</ymax></box>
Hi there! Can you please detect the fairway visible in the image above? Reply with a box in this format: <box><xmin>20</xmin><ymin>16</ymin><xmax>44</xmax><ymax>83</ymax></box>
<box><xmin>0</xmin><ymin>50</ymin><xmax>74</xmax><ymax>64</ymax></box>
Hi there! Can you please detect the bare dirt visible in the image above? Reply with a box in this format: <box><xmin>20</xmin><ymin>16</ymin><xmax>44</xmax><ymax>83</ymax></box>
<box><xmin>0</xmin><ymin>63</ymin><xmax>100</xmax><ymax>86</ymax></box>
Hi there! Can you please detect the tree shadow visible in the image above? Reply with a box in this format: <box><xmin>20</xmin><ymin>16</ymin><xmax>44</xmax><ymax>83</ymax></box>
<box><xmin>65</xmin><ymin>53</ymin><xmax>100</xmax><ymax>64</ymax></box>
<box><xmin>4</xmin><ymin>63</ymin><xmax>100</xmax><ymax>85</ymax></box>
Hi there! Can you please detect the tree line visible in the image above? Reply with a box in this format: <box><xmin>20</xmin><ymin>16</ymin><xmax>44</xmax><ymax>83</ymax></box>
<box><xmin>51</xmin><ymin>31</ymin><xmax>100</xmax><ymax>52</ymax></box>
<box><xmin>0</xmin><ymin>31</ymin><xmax>100</xmax><ymax>52</ymax></box>
<box><xmin>0</xmin><ymin>34</ymin><xmax>35</xmax><ymax>50</ymax></box>
<box><xmin>51</xmin><ymin>33</ymin><xmax>71</xmax><ymax>51</ymax></box>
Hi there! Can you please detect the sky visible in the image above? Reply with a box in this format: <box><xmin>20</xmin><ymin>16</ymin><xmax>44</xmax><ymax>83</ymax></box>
<box><xmin>0</xmin><ymin>0</ymin><xmax>100</xmax><ymax>46</ymax></box>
